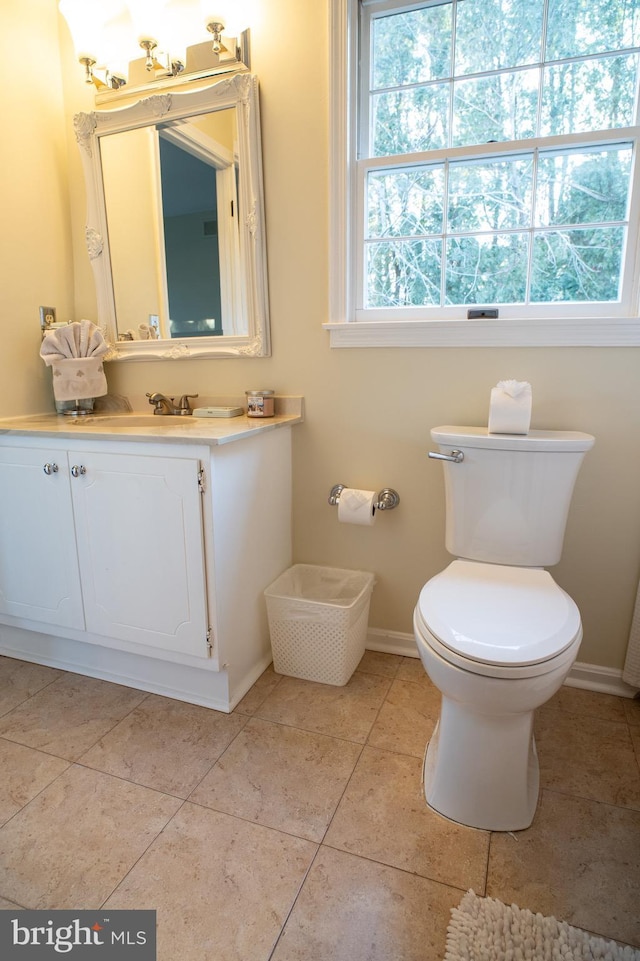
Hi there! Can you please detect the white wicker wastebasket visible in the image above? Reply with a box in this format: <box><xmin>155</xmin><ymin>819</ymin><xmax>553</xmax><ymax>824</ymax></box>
<box><xmin>264</xmin><ymin>565</ymin><xmax>375</xmax><ymax>686</ymax></box>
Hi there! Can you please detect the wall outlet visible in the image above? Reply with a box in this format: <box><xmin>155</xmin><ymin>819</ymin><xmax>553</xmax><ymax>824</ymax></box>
<box><xmin>39</xmin><ymin>306</ymin><xmax>56</xmax><ymax>327</ymax></box>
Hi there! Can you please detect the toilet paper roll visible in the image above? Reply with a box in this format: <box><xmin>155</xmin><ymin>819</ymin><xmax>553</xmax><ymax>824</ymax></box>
<box><xmin>337</xmin><ymin>488</ymin><xmax>377</xmax><ymax>526</ymax></box>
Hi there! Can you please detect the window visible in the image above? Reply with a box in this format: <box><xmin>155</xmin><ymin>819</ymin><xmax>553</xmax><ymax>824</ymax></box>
<box><xmin>327</xmin><ymin>0</ymin><xmax>640</xmax><ymax>346</ymax></box>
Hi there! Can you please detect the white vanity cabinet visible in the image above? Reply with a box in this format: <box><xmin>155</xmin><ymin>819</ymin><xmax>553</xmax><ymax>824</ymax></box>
<box><xmin>0</xmin><ymin>446</ymin><xmax>85</xmax><ymax>630</ymax></box>
<box><xmin>71</xmin><ymin>449</ymin><xmax>209</xmax><ymax>657</ymax></box>
<box><xmin>0</xmin><ymin>444</ymin><xmax>208</xmax><ymax>657</ymax></box>
<box><xmin>0</xmin><ymin>420</ymin><xmax>295</xmax><ymax>712</ymax></box>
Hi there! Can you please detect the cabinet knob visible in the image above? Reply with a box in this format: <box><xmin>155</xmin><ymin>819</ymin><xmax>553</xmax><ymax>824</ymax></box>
<box><xmin>43</xmin><ymin>463</ymin><xmax>59</xmax><ymax>475</ymax></box>
<box><xmin>70</xmin><ymin>465</ymin><xmax>87</xmax><ymax>478</ymax></box>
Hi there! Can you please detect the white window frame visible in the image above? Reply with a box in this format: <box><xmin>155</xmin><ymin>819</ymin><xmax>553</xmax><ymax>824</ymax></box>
<box><xmin>325</xmin><ymin>0</ymin><xmax>640</xmax><ymax>347</ymax></box>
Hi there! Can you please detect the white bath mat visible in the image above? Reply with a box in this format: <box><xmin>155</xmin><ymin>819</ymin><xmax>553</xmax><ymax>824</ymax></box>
<box><xmin>445</xmin><ymin>890</ymin><xmax>640</xmax><ymax>961</ymax></box>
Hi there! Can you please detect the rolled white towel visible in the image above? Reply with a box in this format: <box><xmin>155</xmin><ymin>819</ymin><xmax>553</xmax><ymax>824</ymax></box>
<box><xmin>40</xmin><ymin>320</ymin><xmax>109</xmax><ymax>366</ymax></box>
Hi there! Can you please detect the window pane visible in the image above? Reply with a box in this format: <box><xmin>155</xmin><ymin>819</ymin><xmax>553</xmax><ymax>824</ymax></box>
<box><xmin>546</xmin><ymin>0</ymin><xmax>640</xmax><ymax>60</ymax></box>
<box><xmin>371</xmin><ymin>5</ymin><xmax>452</xmax><ymax>89</ymax></box>
<box><xmin>536</xmin><ymin>146</ymin><xmax>632</xmax><ymax>227</ymax></box>
<box><xmin>366</xmin><ymin>240</ymin><xmax>442</xmax><ymax>306</ymax></box>
<box><xmin>445</xmin><ymin>234</ymin><xmax>528</xmax><ymax>303</ymax></box>
<box><xmin>541</xmin><ymin>56</ymin><xmax>639</xmax><ymax>136</ymax></box>
<box><xmin>357</xmin><ymin>0</ymin><xmax>639</xmax><ymax>317</ymax></box>
<box><xmin>531</xmin><ymin>227</ymin><xmax>625</xmax><ymax>301</ymax></box>
<box><xmin>367</xmin><ymin>167</ymin><xmax>444</xmax><ymax>238</ymax></box>
<box><xmin>455</xmin><ymin>0</ymin><xmax>543</xmax><ymax>75</ymax></box>
<box><xmin>448</xmin><ymin>156</ymin><xmax>533</xmax><ymax>232</ymax></box>
<box><xmin>371</xmin><ymin>85</ymin><xmax>449</xmax><ymax>156</ymax></box>
<box><xmin>452</xmin><ymin>69</ymin><xmax>538</xmax><ymax>147</ymax></box>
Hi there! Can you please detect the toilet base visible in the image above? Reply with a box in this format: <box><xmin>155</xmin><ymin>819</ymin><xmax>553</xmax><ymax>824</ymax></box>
<box><xmin>423</xmin><ymin>697</ymin><xmax>539</xmax><ymax>831</ymax></box>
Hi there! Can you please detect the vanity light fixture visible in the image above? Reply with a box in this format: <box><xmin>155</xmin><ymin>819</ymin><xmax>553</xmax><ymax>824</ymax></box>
<box><xmin>201</xmin><ymin>1</ymin><xmax>252</xmax><ymax>53</ymax></box>
<box><xmin>138</xmin><ymin>37</ymin><xmax>159</xmax><ymax>71</ymax></box>
<box><xmin>205</xmin><ymin>20</ymin><xmax>226</xmax><ymax>54</ymax></box>
<box><xmin>58</xmin><ymin>0</ymin><xmax>130</xmax><ymax>89</ymax></box>
<box><xmin>59</xmin><ymin>0</ymin><xmax>251</xmax><ymax>92</ymax></box>
<box><xmin>127</xmin><ymin>0</ymin><xmax>163</xmax><ymax>74</ymax></box>
<box><xmin>79</xmin><ymin>54</ymin><xmax>98</xmax><ymax>86</ymax></box>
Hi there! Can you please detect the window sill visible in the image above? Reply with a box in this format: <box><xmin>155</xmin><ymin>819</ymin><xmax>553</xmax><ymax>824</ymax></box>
<box><xmin>323</xmin><ymin>316</ymin><xmax>640</xmax><ymax>348</ymax></box>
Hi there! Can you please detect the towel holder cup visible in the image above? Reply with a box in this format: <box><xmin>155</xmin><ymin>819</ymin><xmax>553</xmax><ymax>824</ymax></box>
<box><xmin>50</xmin><ymin>357</ymin><xmax>107</xmax><ymax>416</ymax></box>
<box><xmin>55</xmin><ymin>398</ymin><xmax>96</xmax><ymax>416</ymax></box>
<box><xmin>40</xmin><ymin>320</ymin><xmax>109</xmax><ymax>416</ymax></box>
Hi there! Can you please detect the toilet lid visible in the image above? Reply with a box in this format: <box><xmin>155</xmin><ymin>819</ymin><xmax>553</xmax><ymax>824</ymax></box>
<box><xmin>417</xmin><ymin>560</ymin><xmax>581</xmax><ymax>667</ymax></box>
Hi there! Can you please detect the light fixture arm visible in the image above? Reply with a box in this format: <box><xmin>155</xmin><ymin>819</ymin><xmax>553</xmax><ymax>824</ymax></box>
<box><xmin>79</xmin><ymin>55</ymin><xmax>97</xmax><ymax>85</ymax></box>
<box><xmin>107</xmin><ymin>73</ymin><xmax>127</xmax><ymax>90</ymax></box>
<box><xmin>139</xmin><ymin>38</ymin><xmax>158</xmax><ymax>71</ymax></box>
<box><xmin>206</xmin><ymin>20</ymin><xmax>226</xmax><ymax>54</ymax></box>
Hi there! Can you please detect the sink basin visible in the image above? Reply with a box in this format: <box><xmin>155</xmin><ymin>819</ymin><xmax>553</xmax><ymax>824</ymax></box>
<box><xmin>80</xmin><ymin>415</ymin><xmax>199</xmax><ymax>428</ymax></box>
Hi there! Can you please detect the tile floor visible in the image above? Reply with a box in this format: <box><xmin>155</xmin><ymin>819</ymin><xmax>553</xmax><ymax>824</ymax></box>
<box><xmin>0</xmin><ymin>651</ymin><xmax>639</xmax><ymax>960</ymax></box>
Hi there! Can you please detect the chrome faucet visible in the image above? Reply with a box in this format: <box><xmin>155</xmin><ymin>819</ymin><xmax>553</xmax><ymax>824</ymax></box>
<box><xmin>146</xmin><ymin>392</ymin><xmax>198</xmax><ymax>415</ymax></box>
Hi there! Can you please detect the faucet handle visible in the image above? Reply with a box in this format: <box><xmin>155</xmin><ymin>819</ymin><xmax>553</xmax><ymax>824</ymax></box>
<box><xmin>178</xmin><ymin>393</ymin><xmax>199</xmax><ymax>412</ymax></box>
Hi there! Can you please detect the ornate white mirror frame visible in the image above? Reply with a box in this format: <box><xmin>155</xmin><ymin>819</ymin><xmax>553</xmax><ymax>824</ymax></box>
<box><xmin>75</xmin><ymin>73</ymin><xmax>270</xmax><ymax>360</ymax></box>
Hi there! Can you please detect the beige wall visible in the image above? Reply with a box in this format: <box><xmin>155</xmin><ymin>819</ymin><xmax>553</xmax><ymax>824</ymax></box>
<box><xmin>1</xmin><ymin>0</ymin><xmax>75</xmax><ymax>415</ymax></box>
<box><xmin>17</xmin><ymin>1</ymin><xmax>640</xmax><ymax>672</ymax></box>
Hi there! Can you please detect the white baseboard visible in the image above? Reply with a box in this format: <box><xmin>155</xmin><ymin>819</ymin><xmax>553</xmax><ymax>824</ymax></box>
<box><xmin>366</xmin><ymin>628</ymin><xmax>419</xmax><ymax>659</ymax></box>
<box><xmin>564</xmin><ymin>661</ymin><xmax>639</xmax><ymax>698</ymax></box>
<box><xmin>0</xmin><ymin>625</ymin><xmax>233</xmax><ymax>713</ymax></box>
<box><xmin>2</xmin><ymin>624</ymin><xmax>636</xmax><ymax>708</ymax></box>
<box><xmin>366</xmin><ymin>629</ymin><xmax>640</xmax><ymax>699</ymax></box>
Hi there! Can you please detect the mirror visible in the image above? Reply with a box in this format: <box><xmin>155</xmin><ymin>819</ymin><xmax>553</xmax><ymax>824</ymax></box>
<box><xmin>74</xmin><ymin>73</ymin><xmax>270</xmax><ymax>359</ymax></box>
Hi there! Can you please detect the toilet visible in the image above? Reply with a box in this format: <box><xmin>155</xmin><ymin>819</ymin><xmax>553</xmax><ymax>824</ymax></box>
<box><xmin>413</xmin><ymin>425</ymin><xmax>594</xmax><ymax>831</ymax></box>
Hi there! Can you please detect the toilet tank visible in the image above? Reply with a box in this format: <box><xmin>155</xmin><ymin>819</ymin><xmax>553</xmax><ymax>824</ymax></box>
<box><xmin>431</xmin><ymin>426</ymin><xmax>595</xmax><ymax>567</ymax></box>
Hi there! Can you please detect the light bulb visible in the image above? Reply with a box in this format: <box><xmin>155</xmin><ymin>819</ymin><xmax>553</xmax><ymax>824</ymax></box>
<box><xmin>160</xmin><ymin>0</ymin><xmax>201</xmax><ymax>66</ymax></box>
<box><xmin>126</xmin><ymin>0</ymin><xmax>167</xmax><ymax>42</ymax></box>
<box><xmin>59</xmin><ymin>0</ymin><xmax>108</xmax><ymax>60</ymax></box>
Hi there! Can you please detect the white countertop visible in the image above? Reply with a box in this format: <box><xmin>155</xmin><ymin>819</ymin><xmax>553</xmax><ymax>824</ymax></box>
<box><xmin>0</xmin><ymin>404</ymin><xmax>303</xmax><ymax>447</ymax></box>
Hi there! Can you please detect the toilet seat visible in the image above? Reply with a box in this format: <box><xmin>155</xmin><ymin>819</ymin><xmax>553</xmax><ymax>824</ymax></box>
<box><xmin>416</xmin><ymin>560</ymin><xmax>581</xmax><ymax>679</ymax></box>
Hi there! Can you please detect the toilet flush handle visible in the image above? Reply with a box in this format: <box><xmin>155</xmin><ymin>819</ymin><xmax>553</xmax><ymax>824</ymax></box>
<box><xmin>428</xmin><ymin>449</ymin><xmax>464</xmax><ymax>463</ymax></box>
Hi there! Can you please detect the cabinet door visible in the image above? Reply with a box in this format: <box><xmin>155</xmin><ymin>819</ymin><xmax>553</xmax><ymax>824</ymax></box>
<box><xmin>70</xmin><ymin>450</ymin><xmax>209</xmax><ymax>657</ymax></box>
<box><xmin>0</xmin><ymin>447</ymin><xmax>84</xmax><ymax>628</ymax></box>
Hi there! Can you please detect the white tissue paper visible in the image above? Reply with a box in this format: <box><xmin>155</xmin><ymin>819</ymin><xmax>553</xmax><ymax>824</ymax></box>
<box><xmin>488</xmin><ymin>379</ymin><xmax>532</xmax><ymax>434</ymax></box>
<box><xmin>337</xmin><ymin>489</ymin><xmax>377</xmax><ymax>526</ymax></box>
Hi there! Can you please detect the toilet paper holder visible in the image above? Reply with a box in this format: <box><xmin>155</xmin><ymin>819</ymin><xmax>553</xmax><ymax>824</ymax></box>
<box><xmin>328</xmin><ymin>484</ymin><xmax>400</xmax><ymax>511</ymax></box>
